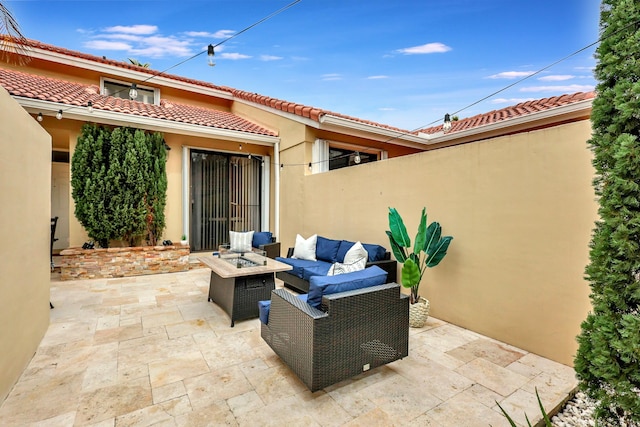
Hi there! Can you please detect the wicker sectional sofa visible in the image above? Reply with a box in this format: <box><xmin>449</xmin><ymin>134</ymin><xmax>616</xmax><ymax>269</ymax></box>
<box><xmin>260</xmin><ymin>266</ymin><xmax>409</xmax><ymax>391</ymax></box>
<box><xmin>275</xmin><ymin>236</ymin><xmax>397</xmax><ymax>294</ymax></box>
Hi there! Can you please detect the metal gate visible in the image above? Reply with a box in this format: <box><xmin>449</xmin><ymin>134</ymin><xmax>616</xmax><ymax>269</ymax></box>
<box><xmin>190</xmin><ymin>151</ymin><xmax>261</xmax><ymax>251</ymax></box>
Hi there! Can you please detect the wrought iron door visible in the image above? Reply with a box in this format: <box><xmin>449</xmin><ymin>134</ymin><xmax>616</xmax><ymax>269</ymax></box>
<box><xmin>190</xmin><ymin>151</ymin><xmax>261</xmax><ymax>251</ymax></box>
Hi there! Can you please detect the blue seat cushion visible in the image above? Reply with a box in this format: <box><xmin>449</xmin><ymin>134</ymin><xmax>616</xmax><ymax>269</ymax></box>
<box><xmin>302</xmin><ymin>263</ymin><xmax>332</xmax><ymax>281</ymax></box>
<box><xmin>275</xmin><ymin>257</ymin><xmax>330</xmax><ymax>279</ymax></box>
<box><xmin>306</xmin><ymin>265</ymin><xmax>388</xmax><ymax>309</ymax></box>
<box><xmin>315</xmin><ymin>236</ymin><xmax>341</xmax><ymax>263</ymax></box>
<box><xmin>258</xmin><ymin>300</ymin><xmax>271</xmax><ymax>324</ymax></box>
<box><xmin>252</xmin><ymin>231</ymin><xmax>273</xmax><ymax>248</ymax></box>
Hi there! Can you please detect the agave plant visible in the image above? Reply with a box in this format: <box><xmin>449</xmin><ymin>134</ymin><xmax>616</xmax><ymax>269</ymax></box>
<box><xmin>386</xmin><ymin>207</ymin><xmax>453</xmax><ymax>304</ymax></box>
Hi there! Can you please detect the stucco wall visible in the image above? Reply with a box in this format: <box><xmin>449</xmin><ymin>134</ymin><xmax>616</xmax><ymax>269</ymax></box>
<box><xmin>280</xmin><ymin>120</ymin><xmax>596</xmax><ymax>366</ymax></box>
<box><xmin>0</xmin><ymin>86</ymin><xmax>51</xmax><ymax>402</ymax></box>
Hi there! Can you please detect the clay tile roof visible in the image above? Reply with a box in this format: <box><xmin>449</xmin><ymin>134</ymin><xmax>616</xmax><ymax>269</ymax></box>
<box><xmin>1</xmin><ymin>37</ymin><xmax>596</xmax><ymax>137</ymax></box>
<box><xmin>0</xmin><ymin>68</ymin><xmax>277</xmax><ymax>137</ymax></box>
<box><xmin>418</xmin><ymin>91</ymin><xmax>595</xmax><ymax>135</ymax></box>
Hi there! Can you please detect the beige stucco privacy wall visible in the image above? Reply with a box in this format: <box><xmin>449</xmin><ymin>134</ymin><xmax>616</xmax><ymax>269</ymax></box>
<box><xmin>0</xmin><ymin>87</ymin><xmax>51</xmax><ymax>402</ymax></box>
<box><xmin>279</xmin><ymin>120</ymin><xmax>597</xmax><ymax>366</ymax></box>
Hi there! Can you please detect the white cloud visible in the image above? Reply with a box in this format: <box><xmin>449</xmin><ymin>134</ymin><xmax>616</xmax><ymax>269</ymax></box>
<box><xmin>84</xmin><ymin>40</ymin><xmax>132</xmax><ymax>51</ymax></box>
<box><xmin>396</xmin><ymin>42</ymin><xmax>451</xmax><ymax>55</ymax></box>
<box><xmin>538</xmin><ymin>75</ymin><xmax>575</xmax><ymax>81</ymax></box>
<box><xmin>100</xmin><ymin>34</ymin><xmax>144</xmax><ymax>42</ymax></box>
<box><xmin>491</xmin><ymin>97</ymin><xmax>535</xmax><ymax>104</ymax></box>
<box><xmin>367</xmin><ymin>75</ymin><xmax>389</xmax><ymax>80</ymax></box>
<box><xmin>219</xmin><ymin>52</ymin><xmax>251</xmax><ymax>60</ymax></box>
<box><xmin>488</xmin><ymin>71</ymin><xmax>535</xmax><ymax>79</ymax></box>
<box><xmin>260</xmin><ymin>55</ymin><xmax>283</xmax><ymax>61</ymax></box>
<box><xmin>379</xmin><ymin>107</ymin><xmax>396</xmax><ymax>111</ymax></box>
<box><xmin>103</xmin><ymin>25</ymin><xmax>158</xmax><ymax>35</ymax></box>
<box><xmin>187</xmin><ymin>30</ymin><xmax>236</xmax><ymax>39</ymax></box>
<box><xmin>520</xmin><ymin>84</ymin><xmax>595</xmax><ymax>92</ymax></box>
<box><xmin>322</xmin><ymin>73</ymin><xmax>342</xmax><ymax>81</ymax></box>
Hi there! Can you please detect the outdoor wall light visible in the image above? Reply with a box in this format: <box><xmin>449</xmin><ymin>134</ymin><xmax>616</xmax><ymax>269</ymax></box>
<box><xmin>443</xmin><ymin>113</ymin><xmax>452</xmax><ymax>132</ymax></box>
<box><xmin>56</xmin><ymin>110</ymin><xmax>63</xmax><ymax>120</ymax></box>
<box><xmin>207</xmin><ymin>44</ymin><xmax>215</xmax><ymax>67</ymax></box>
<box><xmin>129</xmin><ymin>83</ymin><xmax>138</xmax><ymax>100</ymax></box>
<box><xmin>87</xmin><ymin>101</ymin><xmax>93</xmax><ymax>113</ymax></box>
<box><xmin>354</xmin><ymin>152</ymin><xmax>361</xmax><ymax>164</ymax></box>
<box><xmin>37</xmin><ymin>112</ymin><xmax>43</xmax><ymax>122</ymax></box>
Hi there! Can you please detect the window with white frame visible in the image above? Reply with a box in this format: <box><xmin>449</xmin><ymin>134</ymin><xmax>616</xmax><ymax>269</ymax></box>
<box><xmin>311</xmin><ymin>139</ymin><xmax>386</xmax><ymax>173</ymax></box>
<box><xmin>101</xmin><ymin>78</ymin><xmax>159</xmax><ymax>105</ymax></box>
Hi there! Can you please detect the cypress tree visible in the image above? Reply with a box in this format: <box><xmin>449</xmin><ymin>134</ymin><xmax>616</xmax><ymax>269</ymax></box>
<box><xmin>574</xmin><ymin>1</ymin><xmax>640</xmax><ymax>424</ymax></box>
<box><xmin>71</xmin><ymin>124</ymin><xmax>167</xmax><ymax>248</ymax></box>
<box><xmin>145</xmin><ymin>132</ymin><xmax>167</xmax><ymax>245</ymax></box>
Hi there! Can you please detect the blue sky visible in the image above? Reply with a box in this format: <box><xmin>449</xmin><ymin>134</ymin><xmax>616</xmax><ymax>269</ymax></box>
<box><xmin>6</xmin><ymin>0</ymin><xmax>601</xmax><ymax>130</ymax></box>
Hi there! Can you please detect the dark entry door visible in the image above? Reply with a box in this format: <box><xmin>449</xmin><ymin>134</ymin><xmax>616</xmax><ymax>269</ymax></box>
<box><xmin>190</xmin><ymin>150</ymin><xmax>261</xmax><ymax>251</ymax></box>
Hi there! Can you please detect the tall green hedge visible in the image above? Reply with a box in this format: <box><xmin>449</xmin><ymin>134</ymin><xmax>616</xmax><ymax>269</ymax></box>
<box><xmin>71</xmin><ymin>124</ymin><xmax>167</xmax><ymax>248</ymax></box>
<box><xmin>574</xmin><ymin>1</ymin><xmax>640</xmax><ymax>424</ymax></box>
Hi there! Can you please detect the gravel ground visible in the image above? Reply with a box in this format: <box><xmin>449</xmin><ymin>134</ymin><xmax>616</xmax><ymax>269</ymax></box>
<box><xmin>550</xmin><ymin>391</ymin><xmax>639</xmax><ymax>427</ymax></box>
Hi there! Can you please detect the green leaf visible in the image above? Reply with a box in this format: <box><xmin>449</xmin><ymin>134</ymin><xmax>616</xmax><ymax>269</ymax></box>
<box><xmin>424</xmin><ymin>222</ymin><xmax>442</xmax><ymax>254</ymax></box>
<box><xmin>388</xmin><ymin>207</ymin><xmax>410</xmax><ymax>248</ymax></box>
<box><xmin>385</xmin><ymin>230</ymin><xmax>407</xmax><ymax>263</ymax></box>
<box><xmin>414</xmin><ymin>207</ymin><xmax>427</xmax><ymax>255</ymax></box>
<box><xmin>401</xmin><ymin>257</ymin><xmax>421</xmax><ymax>288</ymax></box>
<box><xmin>425</xmin><ymin>236</ymin><xmax>453</xmax><ymax>268</ymax></box>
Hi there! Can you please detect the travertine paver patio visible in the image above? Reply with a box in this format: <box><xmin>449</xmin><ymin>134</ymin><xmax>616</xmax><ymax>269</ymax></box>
<box><xmin>0</xmin><ymin>266</ymin><xmax>577</xmax><ymax>426</ymax></box>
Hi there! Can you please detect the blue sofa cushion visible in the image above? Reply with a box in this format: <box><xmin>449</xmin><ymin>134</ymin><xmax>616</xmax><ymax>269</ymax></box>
<box><xmin>275</xmin><ymin>257</ymin><xmax>329</xmax><ymax>279</ymax></box>
<box><xmin>252</xmin><ymin>231</ymin><xmax>273</xmax><ymax>248</ymax></box>
<box><xmin>336</xmin><ymin>240</ymin><xmax>355</xmax><ymax>263</ymax></box>
<box><xmin>258</xmin><ymin>300</ymin><xmax>271</xmax><ymax>324</ymax></box>
<box><xmin>362</xmin><ymin>243</ymin><xmax>387</xmax><ymax>262</ymax></box>
<box><xmin>302</xmin><ymin>263</ymin><xmax>332</xmax><ymax>281</ymax></box>
<box><xmin>336</xmin><ymin>240</ymin><xmax>387</xmax><ymax>263</ymax></box>
<box><xmin>316</xmin><ymin>236</ymin><xmax>341</xmax><ymax>263</ymax></box>
<box><xmin>306</xmin><ymin>265</ymin><xmax>388</xmax><ymax>309</ymax></box>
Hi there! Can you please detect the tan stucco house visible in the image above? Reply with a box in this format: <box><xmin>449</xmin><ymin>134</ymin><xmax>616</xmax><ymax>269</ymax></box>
<box><xmin>1</xmin><ymin>36</ymin><xmax>598</xmax><ymax>402</ymax></box>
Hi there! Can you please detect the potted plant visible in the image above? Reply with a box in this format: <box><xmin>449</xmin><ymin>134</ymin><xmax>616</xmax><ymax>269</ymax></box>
<box><xmin>180</xmin><ymin>234</ymin><xmax>188</xmax><ymax>246</ymax></box>
<box><xmin>386</xmin><ymin>207</ymin><xmax>453</xmax><ymax>327</ymax></box>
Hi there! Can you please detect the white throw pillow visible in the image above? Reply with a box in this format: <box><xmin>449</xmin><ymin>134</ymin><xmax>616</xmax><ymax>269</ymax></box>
<box><xmin>292</xmin><ymin>234</ymin><xmax>317</xmax><ymax>261</ymax></box>
<box><xmin>230</xmin><ymin>230</ymin><xmax>254</xmax><ymax>252</ymax></box>
<box><xmin>328</xmin><ymin>241</ymin><xmax>367</xmax><ymax>276</ymax></box>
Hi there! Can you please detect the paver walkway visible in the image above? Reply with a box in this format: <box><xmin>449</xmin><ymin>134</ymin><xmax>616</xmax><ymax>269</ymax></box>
<box><xmin>0</xmin><ymin>267</ymin><xmax>577</xmax><ymax>426</ymax></box>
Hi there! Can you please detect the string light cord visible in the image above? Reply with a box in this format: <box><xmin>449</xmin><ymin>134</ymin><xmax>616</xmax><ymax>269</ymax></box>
<box><xmin>141</xmin><ymin>0</ymin><xmax>302</xmax><ymax>81</ymax></box>
<box><xmin>54</xmin><ymin>0</ymin><xmax>302</xmax><ymax>115</ymax></box>
<box><xmin>369</xmin><ymin>17</ymin><xmax>640</xmax><ymax>146</ymax></box>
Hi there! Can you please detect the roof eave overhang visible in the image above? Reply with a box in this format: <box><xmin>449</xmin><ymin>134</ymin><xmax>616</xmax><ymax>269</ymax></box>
<box><xmin>318</xmin><ymin>115</ymin><xmax>427</xmax><ymax>148</ymax></box>
<box><xmin>20</xmin><ymin>43</ymin><xmax>234</xmax><ymax>100</ymax></box>
<box><xmin>418</xmin><ymin>98</ymin><xmax>593</xmax><ymax>144</ymax></box>
<box><xmin>17</xmin><ymin>98</ymin><xmax>279</xmax><ymax>146</ymax></box>
<box><xmin>232</xmin><ymin>98</ymin><xmax>429</xmax><ymax>149</ymax></box>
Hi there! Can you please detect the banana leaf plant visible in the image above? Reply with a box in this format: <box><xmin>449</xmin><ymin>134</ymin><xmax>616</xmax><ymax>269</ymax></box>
<box><xmin>386</xmin><ymin>207</ymin><xmax>453</xmax><ymax>304</ymax></box>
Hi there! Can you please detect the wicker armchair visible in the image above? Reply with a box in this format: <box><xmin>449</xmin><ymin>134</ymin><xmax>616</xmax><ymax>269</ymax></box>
<box><xmin>261</xmin><ymin>283</ymin><xmax>409</xmax><ymax>392</ymax></box>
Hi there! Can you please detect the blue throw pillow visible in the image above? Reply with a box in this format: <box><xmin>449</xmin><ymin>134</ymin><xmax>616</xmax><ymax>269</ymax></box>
<box><xmin>315</xmin><ymin>236</ymin><xmax>341</xmax><ymax>262</ymax></box>
<box><xmin>252</xmin><ymin>231</ymin><xmax>273</xmax><ymax>248</ymax></box>
<box><xmin>362</xmin><ymin>243</ymin><xmax>387</xmax><ymax>262</ymax></box>
<box><xmin>306</xmin><ymin>265</ymin><xmax>388</xmax><ymax>309</ymax></box>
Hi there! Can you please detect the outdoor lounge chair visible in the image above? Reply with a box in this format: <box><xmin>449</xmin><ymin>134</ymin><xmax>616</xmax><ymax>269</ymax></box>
<box><xmin>260</xmin><ymin>280</ymin><xmax>409</xmax><ymax>391</ymax></box>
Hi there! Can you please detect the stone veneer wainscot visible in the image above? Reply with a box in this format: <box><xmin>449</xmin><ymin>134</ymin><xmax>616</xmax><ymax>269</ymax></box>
<box><xmin>59</xmin><ymin>245</ymin><xmax>190</xmax><ymax>280</ymax></box>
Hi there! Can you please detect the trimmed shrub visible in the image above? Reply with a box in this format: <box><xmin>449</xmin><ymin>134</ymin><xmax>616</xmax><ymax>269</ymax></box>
<box><xmin>574</xmin><ymin>1</ymin><xmax>640</xmax><ymax>424</ymax></box>
<box><xmin>71</xmin><ymin>124</ymin><xmax>167</xmax><ymax>248</ymax></box>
